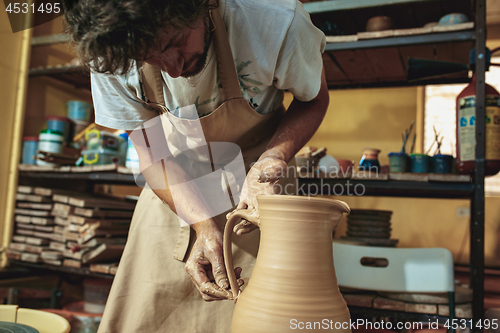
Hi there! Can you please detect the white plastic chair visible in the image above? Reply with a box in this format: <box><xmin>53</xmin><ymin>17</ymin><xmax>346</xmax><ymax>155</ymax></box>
<box><xmin>0</xmin><ymin>305</ymin><xmax>71</xmax><ymax>333</ymax></box>
<box><xmin>332</xmin><ymin>241</ymin><xmax>456</xmax><ymax>331</ymax></box>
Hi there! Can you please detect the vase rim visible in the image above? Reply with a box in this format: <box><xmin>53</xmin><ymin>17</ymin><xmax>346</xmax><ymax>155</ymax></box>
<box><xmin>256</xmin><ymin>195</ymin><xmax>350</xmax><ymax>213</ymax></box>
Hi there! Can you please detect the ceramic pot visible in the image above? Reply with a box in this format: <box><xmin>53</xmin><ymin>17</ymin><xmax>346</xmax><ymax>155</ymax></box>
<box><xmin>359</xmin><ymin>148</ymin><xmax>381</xmax><ymax>172</ymax></box>
<box><xmin>388</xmin><ymin>152</ymin><xmax>408</xmax><ymax>173</ymax></box>
<box><xmin>410</xmin><ymin>153</ymin><xmax>431</xmax><ymax>173</ymax></box>
<box><xmin>224</xmin><ymin>195</ymin><xmax>351</xmax><ymax>333</ymax></box>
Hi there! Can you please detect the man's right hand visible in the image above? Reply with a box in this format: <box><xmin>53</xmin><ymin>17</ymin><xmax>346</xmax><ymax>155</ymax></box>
<box><xmin>185</xmin><ymin>220</ymin><xmax>243</xmax><ymax>301</ymax></box>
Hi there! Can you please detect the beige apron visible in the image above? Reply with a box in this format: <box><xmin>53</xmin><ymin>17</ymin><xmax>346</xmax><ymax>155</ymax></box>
<box><xmin>98</xmin><ymin>6</ymin><xmax>293</xmax><ymax>333</ymax></box>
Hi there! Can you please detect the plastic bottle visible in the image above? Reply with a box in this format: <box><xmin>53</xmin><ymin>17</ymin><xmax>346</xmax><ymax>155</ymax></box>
<box><xmin>456</xmin><ymin>73</ymin><xmax>500</xmax><ymax>176</ymax></box>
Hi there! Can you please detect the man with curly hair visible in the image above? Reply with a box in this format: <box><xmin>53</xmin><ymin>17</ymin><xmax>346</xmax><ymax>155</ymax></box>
<box><xmin>63</xmin><ymin>0</ymin><xmax>328</xmax><ymax>331</ymax></box>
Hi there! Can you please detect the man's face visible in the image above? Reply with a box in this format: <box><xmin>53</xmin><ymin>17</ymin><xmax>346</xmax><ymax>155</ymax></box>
<box><xmin>145</xmin><ymin>15</ymin><xmax>211</xmax><ymax>78</ymax></box>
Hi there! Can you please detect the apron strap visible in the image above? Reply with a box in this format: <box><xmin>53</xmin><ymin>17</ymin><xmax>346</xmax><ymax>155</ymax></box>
<box><xmin>142</xmin><ymin>64</ymin><xmax>165</xmax><ymax>107</ymax></box>
<box><xmin>210</xmin><ymin>6</ymin><xmax>242</xmax><ymax>100</ymax></box>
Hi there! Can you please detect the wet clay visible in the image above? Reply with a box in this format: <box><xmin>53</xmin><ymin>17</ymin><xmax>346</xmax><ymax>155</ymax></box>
<box><xmin>224</xmin><ymin>195</ymin><xmax>351</xmax><ymax>332</ymax></box>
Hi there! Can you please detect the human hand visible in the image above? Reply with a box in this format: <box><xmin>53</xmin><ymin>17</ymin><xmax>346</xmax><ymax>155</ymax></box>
<box><xmin>227</xmin><ymin>148</ymin><xmax>287</xmax><ymax>235</ymax></box>
<box><xmin>185</xmin><ymin>221</ymin><xmax>244</xmax><ymax>301</ymax></box>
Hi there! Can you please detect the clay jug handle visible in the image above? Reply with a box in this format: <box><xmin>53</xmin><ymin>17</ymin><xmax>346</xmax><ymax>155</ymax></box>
<box><xmin>223</xmin><ymin>209</ymin><xmax>258</xmax><ymax>301</ymax></box>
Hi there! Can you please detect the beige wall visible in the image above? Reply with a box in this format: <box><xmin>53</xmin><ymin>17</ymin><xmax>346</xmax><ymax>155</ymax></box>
<box><xmin>0</xmin><ymin>3</ymin><xmax>31</xmax><ymax>264</ymax></box>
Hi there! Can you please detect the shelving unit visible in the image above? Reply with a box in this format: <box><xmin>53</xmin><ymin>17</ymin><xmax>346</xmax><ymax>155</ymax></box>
<box><xmin>303</xmin><ymin>0</ymin><xmax>487</xmax><ymax>330</ymax></box>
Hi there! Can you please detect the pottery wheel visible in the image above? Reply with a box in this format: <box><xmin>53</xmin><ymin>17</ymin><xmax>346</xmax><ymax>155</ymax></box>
<box><xmin>0</xmin><ymin>322</ymin><xmax>39</xmax><ymax>333</ymax></box>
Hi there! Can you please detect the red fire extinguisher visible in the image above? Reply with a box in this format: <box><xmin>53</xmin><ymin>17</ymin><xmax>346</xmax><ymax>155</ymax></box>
<box><xmin>456</xmin><ymin>61</ymin><xmax>500</xmax><ymax>176</ymax></box>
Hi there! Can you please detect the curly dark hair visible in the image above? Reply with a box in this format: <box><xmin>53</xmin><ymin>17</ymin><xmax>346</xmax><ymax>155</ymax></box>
<box><xmin>62</xmin><ymin>0</ymin><xmax>216</xmax><ymax>74</ymax></box>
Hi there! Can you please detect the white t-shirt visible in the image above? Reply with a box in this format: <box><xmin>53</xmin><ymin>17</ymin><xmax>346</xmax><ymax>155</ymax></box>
<box><xmin>91</xmin><ymin>0</ymin><xmax>326</xmax><ymax>131</ymax></box>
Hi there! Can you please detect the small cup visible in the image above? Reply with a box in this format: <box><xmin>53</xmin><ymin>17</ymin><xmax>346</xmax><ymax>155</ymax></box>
<box><xmin>432</xmin><ymin>154</ymin><xmax>454</xmax><ymax>174</ymax></box>
<box><xmin>410</xmin><ymin>154</ymin><xmax>431</xmax><ymax>173</ymax></box>
<box><xmin>388</xmin><ymin>152</ymin><xmax>408</xmax><ymax>173</ymax></box>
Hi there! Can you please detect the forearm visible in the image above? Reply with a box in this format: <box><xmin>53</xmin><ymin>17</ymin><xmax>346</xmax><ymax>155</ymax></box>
<box><xmin>266</xmin><ymin>67</ymin><xmax>329</xmax><ymax>162</ymax></box>
<box><xmin>140</xmin><ymin>158</ymin><xmax>218</xmax><ymax>233</ymax></box>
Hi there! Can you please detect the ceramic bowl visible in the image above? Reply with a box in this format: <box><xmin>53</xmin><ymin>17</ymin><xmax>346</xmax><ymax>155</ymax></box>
<box><xmin>366</xmin><ymin>16</ymin><xmax>394</xmax><ymax>32</ymax></box>
<box><xmin>295</xmin><ymin>155</ymin><xmax>320</xmax><ymax>171</ymax></box>
<box><xmin>336</xmin><ymin>158</ymin><xmax>354</xmax><ymax>174</ymax></box>
<box><xmin>438</xmin><ymin>13</ymin><xmax>468</xmax><ymax>26</ymax></box>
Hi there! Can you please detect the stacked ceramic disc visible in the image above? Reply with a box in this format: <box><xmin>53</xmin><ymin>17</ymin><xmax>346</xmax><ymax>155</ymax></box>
<box><xmin>343</xmin><ymin>209</ymin><xmax>398</xmax><ymax>246</ymax></box>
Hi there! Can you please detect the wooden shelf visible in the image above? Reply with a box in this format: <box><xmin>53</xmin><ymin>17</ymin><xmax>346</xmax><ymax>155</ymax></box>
<box><xmin>9</xmin><ymin>260</ymin><xmax>114</xmax><ymax>279</ymax></box>
<box><xmin>298</xmin><ymin>178</ymin><xmax>474</xmax><ymax>199</ymax></box>
<box><xmin>29</xmin><ymin>64</ymin><xmax>90</xmax><ymax>90</ymax></box>
<box><xmin>304</xmin><ymin>0</ymin><xmax>448</xmax><ymax>14</ymax></box>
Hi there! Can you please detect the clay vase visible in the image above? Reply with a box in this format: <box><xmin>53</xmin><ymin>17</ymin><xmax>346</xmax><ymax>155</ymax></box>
<box><xmin>224</xmin><ymin>195</ymin><xmax>351</xmax><ymax>333</ymax></box>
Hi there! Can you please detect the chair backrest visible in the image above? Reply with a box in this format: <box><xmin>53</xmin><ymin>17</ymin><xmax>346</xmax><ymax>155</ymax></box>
<box><xmin>332</xmin><ymin>241</ymin><xmax>454</xmax><ymax>293</ymax></box>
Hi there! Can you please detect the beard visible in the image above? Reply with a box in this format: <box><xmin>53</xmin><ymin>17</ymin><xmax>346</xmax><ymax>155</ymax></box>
<box><xmin>181</xmin><ymin>16</ymin><xmax>212</xmax><ymax>78</ymax></box>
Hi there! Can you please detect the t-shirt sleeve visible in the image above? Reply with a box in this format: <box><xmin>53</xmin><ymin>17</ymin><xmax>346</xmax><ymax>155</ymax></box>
<box><xmin>91</xmin><ymin>70</ymin><xmax>158</xmax><ymax>131</ymax></box>
<box><xmin>273</xmin><ymin>3</ymin><xmax>326</xmax><ymax>102</ymax></box>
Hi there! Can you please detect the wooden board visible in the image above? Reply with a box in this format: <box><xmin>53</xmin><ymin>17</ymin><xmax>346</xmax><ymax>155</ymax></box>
<box><xmin>17</xmin><ymin>186</ymin><xmax>33</xmax><ymax>194</ymax></box>
<box><xmin>33</xmin><ymin>225</ymin><xmax>54</xmax><ymax>233</ymax></box>
<box><xmin>352</xmin><ymin>172</ymin><xmax>389</xmax><ymax>181</ymax></box>
<box><xmin>17</xmin><ymin>202</ymin><xmax>52</xmax><ymax>210</ymax></box>
<box><xmin>405</xmin><ymin>302</ymin><xmax>437</xmax><ymax>314</ymax></box>
<box><xmin>73</xmin><ymin>207</ymin><xmax>134</xmax><ymax>219</ymax></box>
<box><xmin>52</xmin><ymin>203</ymin><xmax>75</xmax><ymax>218</ymax></box>
<box><xmin>25</xmin><ymin>237</ymin><xmax>49</xmax><ymax>246</ymax></box>
<box><xmin>343</xmin><ymin>294</ymin><xmax>375</xmax><ymax>307</ymax></box>
<box><xmin>332</xmin><ymin>49</ymin><xmax>378</xmax><ymax>83</ymax></box>
<box><xmin>82</xmin><ymin>243</ymin><xmax>125</xmax><ymax>264</ymax></box>
<box><xmin>49</xmin><ymin>241</ymin><xmax>66</xmax><ymax>252</ymax></box>
<box><xmin>30</xmin><ymin>217</ymin><xmax>55</xmax><ymax>226</ymax></box>
<box><xmin>6</xmin><ymin>250</ymin><xmax>22</xmax><ymax>261</ymax></box>
<box><xmin>364</xmin><ymin>48</ymin><xmax>407</xmax><ymax>82</ymax></box>
<box><xmin>15</xmin><ymin>215</ymin><xmax>31</xmax><ymax>224</ymax></box>
<box><xmin>373</xmin><ymin>296</ymin><xmax>406</xmax><ymax>311</ymax></box>
<box><xmin>14</xmin><ymin>209</ymin><xmax>50</xmax><ymax>217</ymax></box>
<box><xmin>322</xmin><ymin>53</ymin><xmax>349</xmax><ymax>85</ymax></box>
<box><xmin>68</xmin><ymin>215</ymin><xmax>131</xmax><ymax>226</ymax></box>
<box><xmin>428</xmin><ymin>173</ymin><xmax>471</xmax><ymax>182</ymax></box>
<box><xmin>21</xmin><ymin>253</ymin><xmax>40</xmax><ymax>263</ymax></box>
<box><xmin>90</xmin><ymin>263</ymin><xmax>118</xmax><ymax>275</ymax></box>
<box><xmin>16</xmin><ymin>229</ymin><xmax>34</xmax><ymax>237</ymax></box>
<box><xmin>379</xmin><ymin>286</ymin><xmax>473</xmax><ymax>304</ymax></box>
<box><xmin>25</xmin><ymin>244</ymin><xmax>49</xmax><ymax>254</ymax></box>
<box><xmin>42</xmin><ymin>259</ymin><xmax>62</xmax><ymax>266</ymax></box>
<box><xmin>63</xmin><ymin>259</ymin><xmax>82</xmax><ymax>268</ymax></box>
<box><xmin>389</xmin><ymin>172</ymin><xmax>429</xmax><ymax>182</ymax></box>
<box><xmin>9</xmin><ymin>243</ymin><xmax>26</xmax><ymax>252</ymax></box>
<box><xmin>12</xmin><ymin>235</ymin><xmax>26</xmax><ymax>243</ymax></box>
<box><xmin>16</xmin><ymin>193</ymin><xmax>52</xmax><ymax>203</ymax></box>
<box><xmin>63</xmin><ymin>249</ymin><xmax>84</xmax><ymax>261</ymax></box>
<box><xmin>109</xmin><ymin>265</ymin><xmax>118</xmax><ymax>275</ymax></box>
<box><xmin>438</xmin><ymin>303</ymin><xmax>472</xmax><ymax>318</ymax></box>
<box><xmin>68</xmin><ymin>196</ymin><xmax>136</xmax><ymax>210</ymax></box>
<box><xmin>54</xmin><ymin>217</ymin><xmax>69</xmax><ymax>227</ymax></box>
<box><xmin>16</xmin><ymin>223</ymin><xmax>34</xmax><ymax>230</ymax></box>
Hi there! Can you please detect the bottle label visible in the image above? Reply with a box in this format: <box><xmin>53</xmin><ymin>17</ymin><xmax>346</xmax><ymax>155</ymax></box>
<box><xmin>458</xmin><ymin>95</ymin><xmax>500</xmax><ymax>162</ymax></box>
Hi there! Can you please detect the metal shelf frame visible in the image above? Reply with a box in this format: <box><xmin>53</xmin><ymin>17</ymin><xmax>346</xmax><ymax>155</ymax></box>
<box><xmin>303</xmin><ymin>0</ymin><xmax>487</xmax><ymax>330</ymax></box>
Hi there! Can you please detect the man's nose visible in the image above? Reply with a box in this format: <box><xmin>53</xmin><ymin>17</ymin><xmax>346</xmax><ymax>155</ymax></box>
<box><xmin>162</xmin><ymin>54</ymin><xmax>184</xmax><ymax>78</ymax></box>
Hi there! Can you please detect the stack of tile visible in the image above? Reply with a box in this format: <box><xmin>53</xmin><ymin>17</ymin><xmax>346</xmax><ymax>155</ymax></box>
<box><xmin>342</xmin><ymin>209</ymin><xmax>398</xmax><ymax>247</ymax></box>
<box><xmin>7</xmin><ymin>186</ymin><xmax>135</xmax><ymax>270</ymax></box>
<box><xmin>8</xmin><ymin>186</ymin><xmax>64</xmax><ymax>265</ymax></box>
